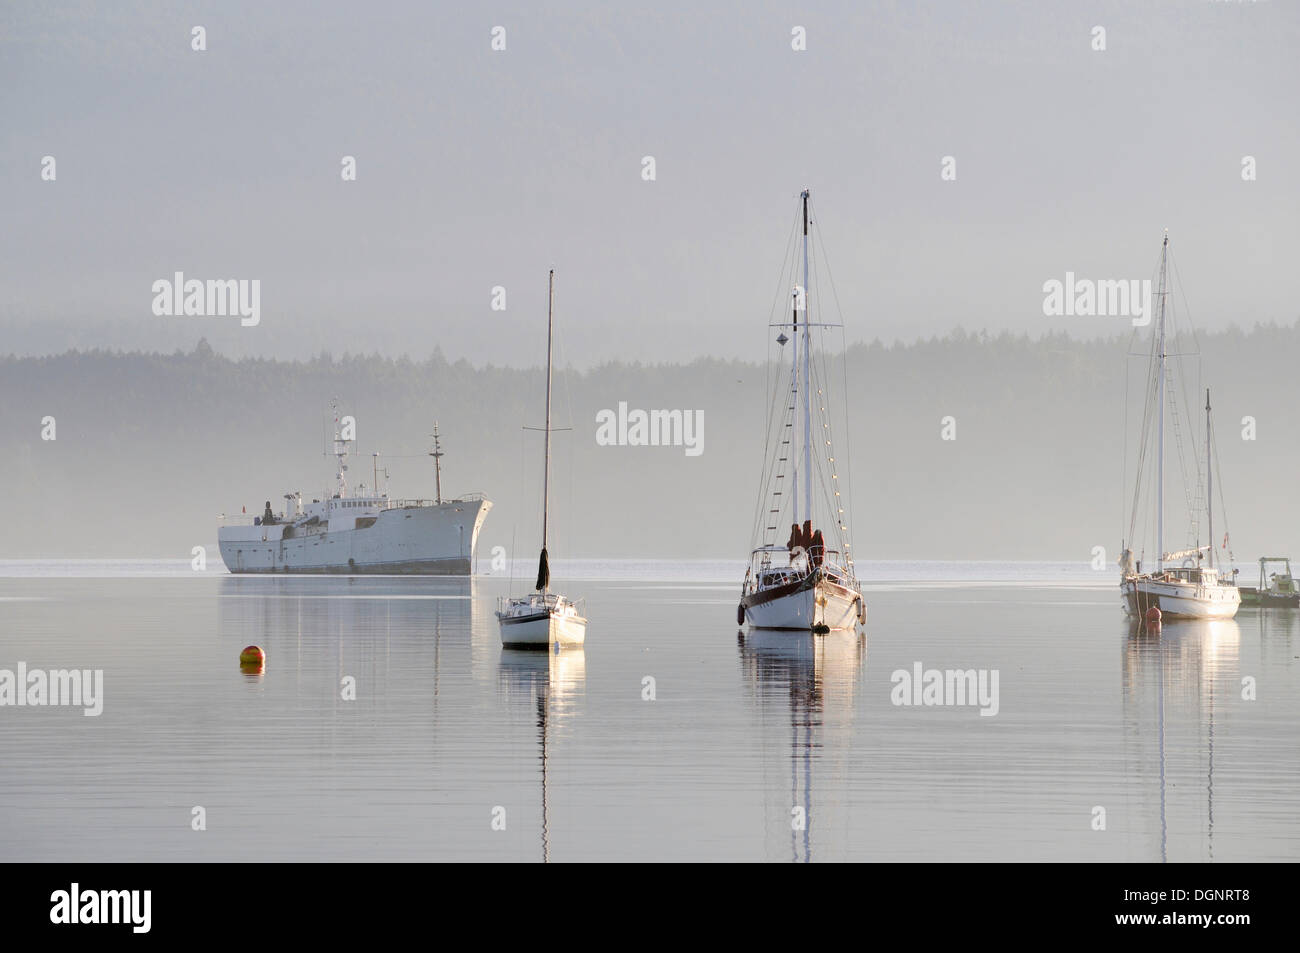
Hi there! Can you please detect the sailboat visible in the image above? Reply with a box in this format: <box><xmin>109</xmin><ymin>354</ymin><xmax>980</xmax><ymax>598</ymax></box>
<box><xmin>1119</xmin><ymin>234</ymin><xmax>1240</xmax><ymax>621</ymax></box>
<box><xmin>739</xmin><ymin>190</ymin><xmax>865</xmax><ymax>632</ymax></box>
<box><xmin>497</xmin><ymin>270</ymin><xmax>588</xmax><ymax>648</ymax></box>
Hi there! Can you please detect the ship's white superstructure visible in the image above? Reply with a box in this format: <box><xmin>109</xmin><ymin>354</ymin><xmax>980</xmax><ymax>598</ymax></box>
<box><xmin>218</xmin><ymin>409</ymin><xmax>491</xmax><ymax>575</ymax></box>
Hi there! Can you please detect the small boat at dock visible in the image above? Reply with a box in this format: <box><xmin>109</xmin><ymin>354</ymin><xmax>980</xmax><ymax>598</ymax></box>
<box><xmin>1238</xmin><ymin>557</ymin><xmax>1300</xmax><ymax>607</ymax></box>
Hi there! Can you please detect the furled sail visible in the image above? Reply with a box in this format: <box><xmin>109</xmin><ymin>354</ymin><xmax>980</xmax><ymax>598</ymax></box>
<box><xmin>535</xmin><ymin>547</ymin><xmax>550</xmax><ymax>591</ymax></box>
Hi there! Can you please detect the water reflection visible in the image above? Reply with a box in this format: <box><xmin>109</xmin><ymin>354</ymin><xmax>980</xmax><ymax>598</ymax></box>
<box><xmin>498</xmin><ymin>648</ymin><xmax>586</xmax><ymax>863</ymax></box>
<box><xmin>1244</xmin><ymin>606</ymin><xmax>1299</xmax><ymax>666</ymax></box>
<box><xmin>738</xmin><ymin>629</ymin><xmax>866</xmax><ymax>862</ymax></box>
<box><xmin>1121</xmin><ymin>617</ymin><xmax>1240</xmax><ymax>862</ymax></box>
<box><xmin>217</xmin><ymin>574</ymin><xmax>476</xmax><ymax>696</ymax></box>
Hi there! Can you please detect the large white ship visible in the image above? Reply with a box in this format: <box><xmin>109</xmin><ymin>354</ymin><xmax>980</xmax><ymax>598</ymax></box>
<box><xmin>218</xmin><ymin>407</ymin><xmax>491</xmax><ymax>575</ymax></box>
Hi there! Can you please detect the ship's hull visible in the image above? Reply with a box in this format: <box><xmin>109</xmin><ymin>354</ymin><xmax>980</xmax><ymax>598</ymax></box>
<box><xmin>218</xmin><ymin>499</ymin><xmax>491</xmax><ymax>575</ymax></box>
<box><xmin>1238</xmin><ymin>587</ymin><xmax>1300</xmax><ymax>608</ymax></box>
<box><xmin>742</xmin><ymin>572</ymin><xmax>864</xmax><ymax>631</ymax></box>
<box><xmin>1122</xmin><ymin>576</ymin><xmax>1241</xmax><ymax>620</ymax></box>
<box><xmin>498</xmin><ymin>610</ymin><xmax>587</xmax><ymax>648</ymax></box>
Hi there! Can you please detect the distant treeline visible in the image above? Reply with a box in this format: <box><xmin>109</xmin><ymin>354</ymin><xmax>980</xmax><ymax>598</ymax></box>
<box><xmin>4</xmin><ymin>324</ymin><xmax>1300</xmax><ymax>563</ymax></box>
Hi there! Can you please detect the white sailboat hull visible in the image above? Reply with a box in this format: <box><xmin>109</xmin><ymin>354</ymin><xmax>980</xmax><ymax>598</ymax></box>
<box><xmin>498</xmin><ymin>611</ymin><xmax>587</xmax><ymax>648</ymax></box>
<box><xmin>743</xmin><ymin>575</ymin><xmax>863</xmax><ymax>631</ymax></box>
<box><xmin>1123</xmin><ymin>576</ymin><xmax>1241</xmax><ymax>620</ymax></box>
<box><xmin>497</xmin><ymin>590</ymin><xmax>587</xmax><ymax>648</ymax></box>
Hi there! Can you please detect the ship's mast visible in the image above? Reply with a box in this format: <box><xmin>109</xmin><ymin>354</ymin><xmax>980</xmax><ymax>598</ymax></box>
<box><xmin>429</xmin><ymin>422</ymin><xmax>444</xmax><ymax>505</ymax></box>
<box><xmin>1206</xmin><ymin>389</ymin><xmax>1213</xmax><ymax>571</ymax></box>
<box><xmin>790</xmin><ymin>289</ymin><xmax>799</xmax><ymax>527</ymax></box>
<box><xmin>1156</xmin><ymin>233</ymin><xmax>1168</xmax><ymax>573</ymax></box>
<box><xmin>537</xmin><ymin>270</ymin><xmax>555</xmax><ymax>592</ymax></box>
<box><xmin>801</xmin><ymin>189</ymin><xmax>812</xmax><ymax>524</ymax></box>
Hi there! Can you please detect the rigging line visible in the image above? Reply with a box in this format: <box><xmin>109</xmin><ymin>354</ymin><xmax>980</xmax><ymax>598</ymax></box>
<box><xmin>810</xmin><ymin>275</ymin><xmax>845</xmax><ymax>548</ymax></box>
<box><xmin>765</xmin><ymin>206</ymin><xmax>802</xmax><ymax>327</ymax></box>
<box><xmin>752</xmin><ymin>317</ymin><xmax>795</xmax><ymax>545</ymax></box>
<box><xmin>755</xmin><ymin>387</ymin><xmax>795</xmax><ymax>547</ymax></box>
<box><xmin>1167</xmin><ymin>369</ymin><xmax>1200</xmax><ymax>541</ymax></box>
<box><xmin>1121</xmin><ymin>330</ymin><xmax>1132</xmax><ymax>550</ymax></box>
<box><xmin>550</xmin><ymin>305</ymin><xmax>578</xmax><ymax>560</ymax></box>
<box><xmin>810</xmin><ymin>196</ymin><xmax>858</xmax><ymax>561</ymax></box>
<box><xmin>752</xmin><ymin>338</ymin><xmax>775</xmax><ymax>544</ymax></box>
<box><xmin>751</xmin><ymin>339</ymin><xmax>772</xmax><ymax>544</ymax></box>
<box><xmin>1127</xmin><ymin>244</ymin><xmax>1167</xmax><ymax>554</ymax></box>
<box><xmin>751</xmin><ymin>391</ymin><xmax>786</xmax><ymax>546</ymax></box>
<box><xmin>839</xmin><ymin>326</ymin><xmax>856</xmax><ymax>567</ymax></box>
<box><xmin>1167</xmin><ymin>243</ymin><xmax>1209</xmax><ymax>524</ymax></box>
<box><xmin>1209</xmin><ymin>405</ymin><xmax>1234</xmax><ymax>568</ymax></box>
<box><xmin>1167</xmin><ymin>247</ymin><xmax>1204</xmax><ymax>364</ymax></box>
<box><xmin>1129</xmin><ymin>292</ymin><xmax>1163</xmax><ymax>550</ymax></box>
<box><xmin>808</xmin><ymin>295</ymin><xmax>843</xmax><ymax>527</ymax></box>
<box><xmin>1167</xmin><ymin>340</ymin><xmax>1204</xmax><ymax>543</ymax></box>
<box><xmin>752</xmin><ymin>212</ymin><xmax>801</xmax><ymax>546</ymax></box>
<box><xmin>509</xmin><ymin>424</ymin><xmax>527</xmax><ymax>598</ymax></box>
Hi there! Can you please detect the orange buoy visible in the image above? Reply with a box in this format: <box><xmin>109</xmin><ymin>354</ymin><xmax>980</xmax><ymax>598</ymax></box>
<box><xmin>1144</xmin><ymin>606</ymin><xmax>1162</xmax><ymax>624</ymax></box>
<box><xmin>240</xmin><ymin>645</ymin><xmax>265</xmax><ymax>667</ymax></box>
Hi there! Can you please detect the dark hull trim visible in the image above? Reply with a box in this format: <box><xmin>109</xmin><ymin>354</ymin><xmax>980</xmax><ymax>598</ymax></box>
<box><xmin>741</xmin><ymin>574</ymin><xmax>813</xmax><ymax>610</ymax></box>
<box><xmin>496</xmin><ymin>612</ymin><xmax>551</xmax><ymax>626</ymax></box>
<box><xmin>740</xmin><ymin>570</ymin><xmax>857</xmax><ymax>610</ymax></box>
<box><xmin>228</xmin><ymin>557</ymin><xmax>472</xmax><ymax>576</ymax></box>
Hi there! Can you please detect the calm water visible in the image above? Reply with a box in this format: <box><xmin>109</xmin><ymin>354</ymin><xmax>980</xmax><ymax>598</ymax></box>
<box><xmin>1</xmin><ymin>560</ymin><xmax>1297</xmax><ymax>862</ymax></box>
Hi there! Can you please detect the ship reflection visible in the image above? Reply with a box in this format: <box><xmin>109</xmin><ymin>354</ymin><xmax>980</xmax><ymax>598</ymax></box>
<box><xmin>738</xmin><ymin>628</ymin><xmax>865</xmax><ymax>862</ymax></box>
<box><xmin>217</xmin><ymin>574</ymin><xmax>477</xmax><ymax>692</ymax></box>
<box><xmin>1122</xmin><ymin>617</ymin><xmax>1240</xmax><ymax>862</ymax></box>
<box><xmin>498</xmin><ymin>647</ymin><xmax>586</xmax><ymax>863</ymax></box>
<box><xmin>1244</xmin><ymin>604</ymin><xmax>1299</xmax><ymax>665</ymax></box>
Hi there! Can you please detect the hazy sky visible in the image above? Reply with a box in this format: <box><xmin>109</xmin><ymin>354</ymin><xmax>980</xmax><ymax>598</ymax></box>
<box><xmin>3</xmin><ymin>0</ymin><xmax>1297</xmax><ymax>366</ymax></box>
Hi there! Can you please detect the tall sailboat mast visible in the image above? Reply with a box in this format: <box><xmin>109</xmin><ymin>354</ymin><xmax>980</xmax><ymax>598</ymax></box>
<box><xmin>791</xmin><ymin>289</ymin><xmax>799</xmax><ymax>526</ymax></box>
<box><xmin>537</xmin><ymin>270</ymin><xmax>555</xmax><ymax>592</ymax></box>
<box><xmin>1156</xmin><ymin>233</ymin><xmax>1168</xmax><ymax>573</ymax></box>
<box><xmin>1206</xmin><ymin>389</ymin><xmax>1213</xmax><ymax>571</ymax></box>
<box><xmin>801</xmin><ymin>190</ymin><xmax>812</xmax><ymax>523</ymax></box>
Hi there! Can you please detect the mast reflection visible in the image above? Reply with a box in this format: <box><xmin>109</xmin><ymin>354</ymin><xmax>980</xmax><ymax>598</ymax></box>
<box><xmin>498</xmin><ymin>647</ymin><xmax>586</xmax><ymax>863</ymax></box>
<box><xmin>738</xmin><ymin>628</ymin><xmax>865</xmax><ymax>862</ymax></box>
<box><xmin>1121</xmin><ymin>617</ymin><xmax>1240</xmax><ymax>862</ymax></box>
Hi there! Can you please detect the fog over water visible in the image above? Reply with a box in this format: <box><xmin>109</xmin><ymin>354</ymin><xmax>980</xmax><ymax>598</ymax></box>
<box><xmin>2</xmin><ymin>1</ymin><xmax>1296</xmax><ymax>365</ymax></box>
<box><xmin>3</xmin><ymin>325</ymin><xmax>1300</xmax><ymax>564</ymax></box>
